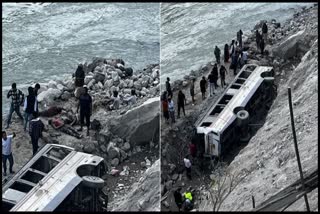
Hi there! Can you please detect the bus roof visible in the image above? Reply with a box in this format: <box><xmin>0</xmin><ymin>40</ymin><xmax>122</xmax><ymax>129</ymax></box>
<box><xmin>196</xmin><ymin>64</ymin><xmax>273</xmax><ymax>135</ymax></box>
<box><xmin>2</xmin><ymin>144</ymin><xmax>104</xmax><ymax>211</ymax></box>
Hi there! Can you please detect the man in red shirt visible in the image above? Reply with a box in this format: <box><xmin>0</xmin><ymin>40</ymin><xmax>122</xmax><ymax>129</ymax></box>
<box><xmin>189</xmin><ymin>142</ymin><xmax>197</xmax><ymax>158</ymax></box>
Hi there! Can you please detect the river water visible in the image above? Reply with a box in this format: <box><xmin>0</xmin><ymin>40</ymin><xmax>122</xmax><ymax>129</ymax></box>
<box><xmin>160</xmin><ymin>3</ymin><xmax>314</xmax><ymax>82</ymax></box>
<box><xmin>2</xmin><ymin>3</ymin><xmax>160</xmax><ymax>115</ymax></box>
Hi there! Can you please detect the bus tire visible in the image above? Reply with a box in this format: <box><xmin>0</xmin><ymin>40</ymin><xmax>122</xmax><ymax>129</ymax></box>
<box><xmin>236</xmin><ymin>110</ymin><xmax>249</xmax><ymax>126</ymax></box>
<box><xmin>240</xmin><ymin>132</ymin><xmax>251</xmax><ymax>142</ymax></box>
<box><xmin>82</xmin><ymin>176</ymin><xmax>105</xmax><ymax>189</ymax></box>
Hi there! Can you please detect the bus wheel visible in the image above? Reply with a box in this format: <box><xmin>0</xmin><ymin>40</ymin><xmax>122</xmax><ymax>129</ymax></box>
<box><xmin>240</xmin><ymin>132</ymin><xmax>251</xmax><ymax>142</ymax></box>
<box><xmin>82</xmin><ymin>176</ymin><xmax>105</xmax><ymax>189</ymax></box>
<box><xmin>236</xmin><ymin>110</ymin><xmax>249</xmax><ymax>126</ymax></box>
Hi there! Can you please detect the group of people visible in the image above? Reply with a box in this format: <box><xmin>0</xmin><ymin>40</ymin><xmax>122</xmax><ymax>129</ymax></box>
<box><xmin>162</xmin><ymin>77</ymin><xmax>187</xmax><ymax>124</ymax></box>
<box><xmin>3</xmin><ymin>82</ymin><xmax>44</xmax><ymax>176</ymax></box>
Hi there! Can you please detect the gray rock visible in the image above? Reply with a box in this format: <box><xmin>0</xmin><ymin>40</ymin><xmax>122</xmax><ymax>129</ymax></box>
<box><xmin>94</xmin><ymin>72</ymin><xmax>105</xmax><ymax>83</ymax></box>
<box><xmin>131</xmin><ymin>75</ymin><xmax>138</xmax><ymax>81</ymax></box>
<box><xmin>134</xmin><ymin>80</ymin><xmax>142</xmax><ymax>91</ymax></box>
<box><xmin>165</xmin><ymin>180</ymin><xmax>173</xmax><ymax>190</ymax></box>
<box><xmin>123</xmin><ymin>142</ymin><xmax>131</xmax><ymax>152</ymax></box>
<box><xmin>112</xmin><ymin>71</ymin><xmax>120</xmax><ymax>82</ymax></box>
<box><xmin>37</xmin><ymin>88</ymin><xmax>62</xmax><ymax>103</ymax></box>
<box><xmin>182</xmin><ymin>81</ymin><xmax>188</xmax><ymax>87</ymax></box>
<box><xmin>163</xmin><ymin>201</ymin><xmax>170</xmax><ymax>208</ymax></box>
<box><xmin>85</xmin><ymin>75</ymin><xmax>94</xmax><ymax>85</ymax></box>
<box><xmin>111</xmin><ymin>158</ymin><xmax>120</xmax><ymax>167</ymax></box>
<box><xmin>48</xmin><ymin>80</ymin><xmax>57</xmax><ymax>89</ymax></box>
<box><xmin>61</xmin><ymin>91</ymin><xmax>72</xmax><ymax>100</ymax></box>
<box><xmin>56</xmin><ymin>84</ymin><xmax>65</xmax><ymax>91</ymax></box>
<box><xmin>87</xmin><ymin>79</ymin><xmax>96</xmax><ymax>89</ymax></box>
<box><xmin>104</xmin><ymin>79</ymin><xmax>113</xmax><ymax>89</ymax></box>
<box><xmin>100</xmin><ymin>145</ymin><xmax>108</xmax><ymax>153</ymax></box>
<box><xmin>172</xmin><ymin>174</ymin><xmax>179</xmax><ymax>181</ymax></box>
<box><xmin>84</xmin><ymin>143</ymin><xmax>95</xmax><ymax>154</ymax></box>
<box><xmin>140</xmin><ymin>161</ymin><xmax>147</xmax><ymax>168</ymax></box>
<box><xmin>108</xmin><ymin>145</ymin><xmax>120</xmax><ymax>159</ymax></box>
<box><xmin>119</xmin><ymin>149</ymin><xmax>128</xmax><ymax>162</ymax></box>
<box><xmin>272</xmin><ymin>30</ymin><xmax>306</xmax><ymax>59</ymax></box>
<box><xmin>97</xmin><ymin>129</ymin><xmax>113</xmax><ymax>145</ymax></box>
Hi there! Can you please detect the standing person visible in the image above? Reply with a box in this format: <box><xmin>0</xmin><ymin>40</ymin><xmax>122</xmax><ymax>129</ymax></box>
<box><xmin>224</xmin><ymin>44</ymin><xmax>230</xmax><ymax>63</ymax></box>
<box><xmin>2</xmin><ymin>131</ymin><xmax>16</xmax><ymax>176</ymax></box>
<box><xmin>34</xmin><ymin>83</ymin><xmax>41</xmax><ymax>96</ymax></box>
<box><xmin>29</xmin><ymin>112</ymin><xmax>45</xmax><ymax>156</ymax></box>
<box><xmin>242</xmin><ymin>49</ymin><xmax>248</xmax><ymax>65</ymax></box>
<box><xmin>6</xmin><ymin>83</ymin><xmax>24</xmax><ymax>129</ymax></box>
<box><xmin>214</xmin><ymin>45</ymin><xmax>221</xmax><ymax>64</ymax></box>
<box><xmin>184</xmin><ymin>155</ymin><xmax>192</xmax><ymax>180</ymax></box>
<box><xmin>212</xmin><ymin>63</ymin><xmax>219</xmax><ymax>89</ymax></box>
<box><xmin>177</xmin><ymin>90</ymin><xmax>186</xmax><ymax>118</ymax></box>
<box><xmin>189</xmin><ymin>79</ymin><xmax>195</xmax><ymax>106</ymax></box>
<box><xmin>189</xmin><ymin>142</ymin><xmax>197</xmax><ymax>159</ymax></box>
<box><xmin>219</xmin><ymin>65</ymin><xmax>228</xmax><ymax>88</ymax></box>
<box><xmin>230</xmin><ymin>52</ymin><xmax>239</xmax><ymax>75</ymax></box>
<box><xmin>208</xmin><ymin>71</ymin><xmax>215</xmax><ymax>96</ymax></box>
<box><xmin>75</xmin><ymin>64</ymin><xmax>85</xmax><ymax>87</ymax></box>
<box><xmin>168</xmin><ymin>97</ymin><xmax>175</xmax><ymax>124</ymax></box>
<box><xmin>237</xmin><ymin>29</ymin><xmax>243</xmax><ymax>48</ymax></box>
<box><xmin>77</xmin><ymin>86</ymin><xmax>92</xmax><ymax>136</ymax></box>
<box><xmin>162</xmin><ymin>97</ymin><xmax>169</xmax><ymax>123</ymax></box>
<box><xmin>260</xmin><ymin>38</ymin><xmax>265</xmax><ymax>55</ymax></box>
<box><xmin>23</xmin><ymin>87</ymin><xmax>37</xmax><ymax>131</ymax></box>
<box><xmin>173</xmin><ymin>187</ymin><xmax>183</xmax><ymax>211</ymax></box>
<box><xmin>200</xmin><ymin>76</ymin><xmax>207</xmax><ymax>100</ymax></box>
<box><xmin>166</xmin><ymin>77</ymin><xmax>173</xmax><ymax>98</ymax></box>
<box><xmin>34</xmin><ymin>83</ymin><xmax>40</xmax><ymax>113</ymax></box>
<box><xmin>230</xmin><ymin>40</ymin><xmax>236</xmax><ymax>56</ymax></box>
<box><xmin>256</xmin><ymin>30</ymin><xmax>261</xmax><ymax>50</ymax></box>
<box><xmin>262</xmin><ymin>22</ymin><xmax>268</xmax><ymax>45</ymax></box>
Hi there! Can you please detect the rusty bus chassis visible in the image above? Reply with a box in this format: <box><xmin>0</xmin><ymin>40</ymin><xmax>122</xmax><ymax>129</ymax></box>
<box><xmin>194</xmin><ymin>64</ymin><xmax>277</xmax><ymax>159</ymax></box>
<box><xmin>2</xmin><ymin>144</ymin><xmax>108</xmax><ymax>212</ymax></box>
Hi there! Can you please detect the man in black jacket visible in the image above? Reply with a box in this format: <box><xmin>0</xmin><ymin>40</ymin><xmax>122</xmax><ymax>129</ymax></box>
<box><xmin>262</xmin><ymin>22</ymin><xmax>268</xmax><ymax>45</ymax></box>
<box><xmin>29</xmin><ymin>112</ymin><xmax>45</xmax><ymax>156</ymax></box>
<box><xmin>200</xmin><ymin>76</ymin><xmax>207</xmax><ymax>100</ymax></box>
<box><xmin>173</xmin><ymin>187</ymin><xmax>183</xmax><ymax>211</ymax></box>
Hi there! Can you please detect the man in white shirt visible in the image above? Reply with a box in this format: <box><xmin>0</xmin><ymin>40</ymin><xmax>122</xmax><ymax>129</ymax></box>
<box><xmin>184</xmin><ymin>155</ymin><xmax>192</xmax><ymax>180</ymax></box>
<box><xmin>2</xmin><ymin>131</ymin><xmax>16</xmax><ymax>176</ymax></box>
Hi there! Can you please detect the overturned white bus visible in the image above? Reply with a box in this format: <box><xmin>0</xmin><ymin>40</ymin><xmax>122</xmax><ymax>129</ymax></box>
<box><xmin>2</xmin><ymin>144</ymin><xmax>107</xmax><ymax>212</ymax></box>
<box><xmin>194</xmin><ymin>64</ymin><xmax>276</xmax><ymax>159</ymax></box>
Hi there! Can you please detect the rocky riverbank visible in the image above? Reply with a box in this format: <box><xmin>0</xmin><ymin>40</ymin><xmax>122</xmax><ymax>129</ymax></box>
<box><xmin>161</xmin><ymin>3</ymin><xmax>318</xmax><ymax>211</ymax></box>
<box><xmin>2</xmin><ymin>57</ymin><xmax>160</xmax><ymax>211</ymax></box>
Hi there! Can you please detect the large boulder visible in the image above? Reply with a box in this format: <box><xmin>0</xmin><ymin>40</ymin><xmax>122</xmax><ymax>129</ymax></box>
<box><xmin>93</xmin><ymin>72</ymin><xmax>106</xmax><ymax>83</ymax></box>
<box><xmin>112</xmin><ymin>71</ymin><xmax>120</xmax><ymax>82</ymax></box>
<box><xmin>37</xmin><ymin>88</ymin><xmax>62</xmax><ymax>103</ymax></box>
<box><xmin>108</xmin><ymin>97</ymin><xmax>160</xmax><ymax>146</ymax></box>
<box><xmin>272</xmin><ymin>30</ymin><xmax>306</xmax><ymax>60</ymax></box>
<box><xmin>107</xmin><ymin>142</ymin><xmax>120</xmax><ymax>159</ymax></box>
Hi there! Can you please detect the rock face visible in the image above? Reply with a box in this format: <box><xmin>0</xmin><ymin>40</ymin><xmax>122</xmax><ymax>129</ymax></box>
<box><xmin>108</xmin><ymin>97</ymin><xmax>160</xmax><ymax>146</ymax></box>
<box><xmin>110</xmin><ymin>159</ymin><xmax>160</xmax><ymax>211</ymax></box>
<box><xmin>272</xmin><ymin>30</ymin><xmax>306</xmax><ymax>59</ymax></box>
